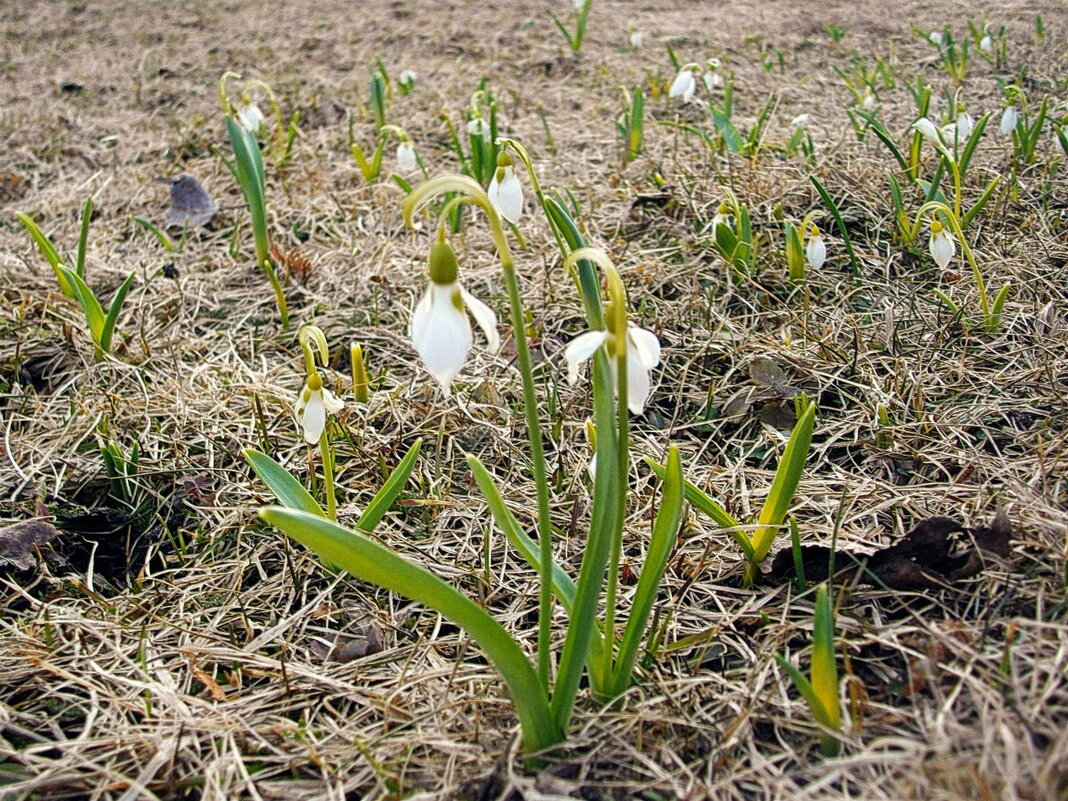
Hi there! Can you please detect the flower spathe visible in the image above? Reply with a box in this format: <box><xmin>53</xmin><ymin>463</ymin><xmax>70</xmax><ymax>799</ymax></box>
<box><xmin>409</xmin><ymin>241</ymin><xmax>499</xmax><ymax>394</ymax></box>
<box><xmin>565</xmin><ymin>325</ymin><xmax>661</xmax><ymax>415</ymax></box>
<box><xmin>295</xmin><ymin>373</ymin><xmax>345</xmax><ymax>444</ymax></box>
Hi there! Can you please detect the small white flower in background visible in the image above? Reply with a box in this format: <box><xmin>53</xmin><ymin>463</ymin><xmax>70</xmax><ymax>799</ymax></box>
<box><xmin>570</xmin><ymin>0</ymin><xmax>583</xmax><ymax>7</ymax></box>
<box><xmin>669</xmin><ymin>68</ymin><xmax>697</xmax><ymax>103</ymax></box>
<box><xmin>955</xmin><ymin>110</ymin><xmax>973</xmax><ymax>140</ymax></box>
<box><xmin>467</xmin><ymin>118</ymin><xmax>490</xmax><ymax>137</ymax></box>
<box><xmin>928</xmin><ymin>219</ymin><xmax>955</xmax><ymax>269</ymax></box>
<box><xmin>396</xmin><ymin>140</ymin><xmax>417</xmax><ymax>172</ymax></box>
<box><xmin>979</xmin><ymin>34</ymin><xmax>992</xmax><ymax>52</ymax></box>
<box><xmin>398</xmin><ymin>69</ymin><xmax>417</xmax><ymax>88</ymax></box>
<box><xmin>862</xmin><ymin>89</ymin><xmax>876</xmax><ymax>110</ymax></box>
<box><xmin>791</xmin><ymin>113</ymin><xmax>811</xmax><ymax>128</ymax></box>
<box><xmin>711</xmin><ymin>199</ymin><xmax>732</xmax><ymax>231</ymax></box>
<box><xmin>236</xmin><ymin>100</ymin><xmax>266</xmax><ymax>134</ymax></box>
<box><xmin>564</xmin><ymin>326</ymin><xmax>661</xmax><ymax>415</ymax></box>
<box><xmin>628</xmin><ymin>24</ymin><xmax>643</xmax><ymax>48</ymax></box>
<box><xmin>999</xmin><ymin>106</ymin><xmax>1018</xmax><ymax>136</ymax></box>
<box><xmin>911</xmin><ymin>117</ymin><xmax>943</xmax><ymax>145</ymax></box>
<box><xmin>487</xmin><ymin>152</ymin><xmax>524</xmax><ymax>224</ymax></box>
<box><xmin>929</xmin><ymin>31</ymin><xmax>943</xmax><ymax>45</ymax></box>
<box><xmin>805</xmin><ymin>225</ymin><xmax>826</xmax><ymax>270</ymax></box>
<box><xmin>409</xmin><ymin>240</ymin><xmax>499</xmax><ymax>394</ymax></box>
<box><xmin>295</xmin><ymin>373</ymin><xmax>345</xmax><ymax>444</ymax></box>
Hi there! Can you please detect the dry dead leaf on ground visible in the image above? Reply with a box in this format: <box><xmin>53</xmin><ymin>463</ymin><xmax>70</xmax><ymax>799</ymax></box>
<box><xmin>0</xmin><ymin>520</ymin><xmax>61</xmax><ymax>571</ymax></box>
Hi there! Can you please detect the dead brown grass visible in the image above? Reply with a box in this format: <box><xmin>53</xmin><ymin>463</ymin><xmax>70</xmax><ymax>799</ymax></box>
<box><xmin>1</xmin><ymin>0</ymin><xmax>1067</xmax><ymax>798</ymax></box>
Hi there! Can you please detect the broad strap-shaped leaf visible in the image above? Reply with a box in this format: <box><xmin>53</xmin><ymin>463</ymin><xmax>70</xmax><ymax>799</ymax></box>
<box><xmin>260</xmin><ymin>506</ymin><xmax>560</xmax><ymax>752</ymax></box>
<box><xmin>17</xmin><ymin>212</ymin><xmax>74</xmax><ymax>297</ymax></box>
<box><xmin>810</xmin><ymin>584</ymin><xmax>840</xmax><ymax>731</ymax></box>
<box><xmin>354</xmin><ymin>438</ymin><xmax>421</xmax><ymax>533</ymax></box>
<box><xmin>58</xmin><ymin>267</ymin><xmax>106</xmax><ymax>343</ymax></box>
<box><xmin>243</xmin><ymin>449</ymin><xmax>324</xmax><ymax>516</ymax></box>
<box><xmin>100</xmin><ymin>272</ymin><xmax>136</xmax><ymax>354</ymax></box>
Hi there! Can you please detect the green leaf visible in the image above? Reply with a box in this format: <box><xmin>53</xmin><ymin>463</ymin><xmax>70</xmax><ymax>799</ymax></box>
<box><xmin>16</xmin><ymin>212</ymin><xmax>74</xmax><ymax>297</ymax></box>
<box><xmin>775</xmin><ymin>654</ymin><xmax>835</xmax><ymax>729</ymax></box>
<box><xmin>354</xmin><ymin>439</ymin><xmax>421</xmax><ymax>533</ymax></box>
<box><xmin>609</xmin><ymin>446</ymin><xmax>685</xmax><ymax>694</ymax></box>
<box><xmin>133</xmin><ymin>217</ymin><xmax>175</xmax><ymax>252</ymax></box>
<box><xmin>243</xmin><ymin>449</ymin><xmax>324</xmax><ymax>516</ymax></box>
<box><xmin>709</xmin><ymin>106</ymin><xmax>744</xmax><ymax>153</ymax></box>
<box><xmin>809</xmin><ymin>176</ymin><xmax>860</xmax><ymax>276</ymax></box>
<box><xmin>76</xmin><ymin>196</ymin><xmax>93</xmax><ymax>279</ymax></box>
<box><xmin>750</xmin><ymin>399</ymin><xmax>816</xmax><ymax>562</ymax></box>
<box><xmin>99</xmin><ymin>272</ymin><xmax>135</xmax><ymax>354</ymax></box>
<box><xmin>260</xmin><ymin>507</ymin><xmax>560</xmax><ymax>752</ymax></box>
<box><xmin>810</xmin><ymin>584</ymin><xmax>840</xmax><ymax>730</ymax></box>
<box><xmin>59</xmin><ymin>267</ymin><xmax>106</xmax><ymax>344</ymax></box>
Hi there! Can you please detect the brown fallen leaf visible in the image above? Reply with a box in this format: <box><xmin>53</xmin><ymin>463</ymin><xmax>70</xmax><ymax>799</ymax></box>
<box><xmin>0</xmin><ymin>520</ymin><xmax>61</xmax><ymax>571</ymax></box>
<box><xmin>771</xmin><ymin>510</ymin><xmax>1012</xmax><ymax>590</ymax></box>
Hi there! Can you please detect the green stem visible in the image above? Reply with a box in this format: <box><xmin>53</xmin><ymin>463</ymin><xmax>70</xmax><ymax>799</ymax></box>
<box><xmin>319</xmin><ymin>430</ymin><xmax>336</xmax><ymax>521</ymax></box>
<box><xmin>263</xmin><ymin>258</ymin><xmax>290</xmax><ymax>329</ymax></box>
<box><xmin>601</xmin><ymin>338</ymin><xmax>629</xmax><ymax>684</ymax></box>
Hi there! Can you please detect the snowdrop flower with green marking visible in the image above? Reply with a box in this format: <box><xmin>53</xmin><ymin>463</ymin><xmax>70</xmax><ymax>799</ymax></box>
<box><xmin>487</xmin><ymin>151</ymin><xmax>523</xmax><ymax>224</ymax></box>
<box><xmin>237</xmin><ymin>98</ymin><xmax>266</xmax><ymax>134</ymax></box>
<box><xmin>955</xmin><ymin>110</ymin><xmax>973</xmax><ymax>139</ymax></box>
<box><xmin>295</xmin><ymin>373</ymin><xmax>345</xmax><ymax>444</ymax></box>
<box><xmin>805</xmin><ymin>225</ymin><xmax>826</xmax><ymax>270</ymax></box>
<box><xmin>711</xmin><ymin>199</ymin><xmax>732</xmax><ymax>230</ymax></box>
<box><xmin>861</xmin><ymin>89</ymin><xmax>876</xmax><ymax>111</ymax></box>
<box><xmin>565</xmin><ymin>325</ymin><xmax>661</xmax><ymax>415</ymax></box>
<box><xmin>397</xmin><ymin>139</ymin><xmax>417</xmax><ymax>172</ymax></box>
<box><xmin>928</xmin><ymin>219</ymin><xmax>955</xmax><ymax>269</ymax></box>
<box><xmin>628</xmin><ymin>26</ymin><xmax>643</xmax><ymax>48</ymax></box>
<box><xmin>929</xmin><ymin>31</ymin><xmax>943</xmax><ymax>45</ymax></box>
<box><xmin>410</xmin><ymin>237</ymin><xmax>499</xmax><ymax>393</ymax></box>
<box><xmin>467</xmin><ymin>118</ymin><xmax>490</xmax><ymax>137</ymax></box>
<box><xmin>979</xmin><ymin>33</ymin><xmax>992</xmax><ymax>52</ymax></box>
<box><xmin>669</xmin><ymin>67</ymin><xmax>697</xmax><ymax>103</ymax></box>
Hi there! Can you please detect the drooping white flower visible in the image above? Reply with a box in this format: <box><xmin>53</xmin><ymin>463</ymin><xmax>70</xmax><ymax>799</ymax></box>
<box><xmin>805</xmin><ymin>226</ymin><xmax>827</xmax><ymax>270</ymax></box>
<box><xmin>295</xmin><ymin>374</ymin><xmax>345</xmax><ymax>444</ymax></box>
<box><xmin>710</xmin><ymin>199</ymin><xmax>733</xmax><ymax>232</ymax></box>
<box><xmin>467</xmin><ymin>118</ymin><xmax>490</xmax><ymax>137</ymax></box>
<box><xmin>564</xmin><ymin>325</ymin><xmax>661</xmax><ymax>415</ymax></box>
<box><xmin>409</xmin><ymin>241</ymin><xmax>499</xmax><ymax>394</ymax></box>
<box><xmin>397</xmin><ymin>141</ymin><xmax>417</xmax><ymax>172</ymax></box>
<box><xmin>629</xmin><ymin>30</ymin><xmax>643</xmax><ymax>48</ymax></box>
<box><xmin>911</xmin><ymin>117</ymin><xmax>942</xmax><ymax>144</ymax></box>
<box><xmin>955</xmin><ymin>111</ymin><xmax>973</xmax><ymax>140</ymax></box>
<box><xmin>669</xmin><ymin>69</ymin><xmax>697</xmax><ymax>103</ymax></box>
<box><xmin>487</xmin><ymin>155</ymin><xmax>523</xmax><ymax>224</ymax></box>
<box><xmin>861</xmin><ymin>89</ymin><xmax>876</xmax><ymax>110</ymax></box>
<box><xmin>791</xmin><ymin>113</ymin><xmax>811</xmax><ymax>128</ymax></box>
<box><xmin>979</xmin><ymin>34</ymin><xmax>992</xmax><ymax>52</ymax></box>
<box><xmin>929</xmin><ymin>31</ymin><xmax>944</xmax><ymax>45</ymax></box>
<box><xmin>237</xmin><ymin>100</ymin><xmax>266</xmax><ymax>134</ymax></box>
<box><xmin>398</xmin><ymin>69</ymin><xmax>417</xmax><ymax>88</ymax></box>
<box><xmin>999</xmin><ymin>106</ymin><xmax>1018</xmax><ymax>135</ymax></box>
<box><xmin>928</xmin><ymin>220</ymin><xmax>955</xmax><ymax>269</ymax></box>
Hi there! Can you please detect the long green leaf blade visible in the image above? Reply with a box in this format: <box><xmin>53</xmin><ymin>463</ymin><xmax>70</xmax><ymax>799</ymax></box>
<box><xmin>100</xmin><ymin>272</ymin><xmax>135</xmax><ymax>354</ymax></box>
<box><xmin>16</xmin><ymin>212</ymin><xmax>74</xmax><ymax>297</ymax></box>
<box><xmin>243</xmin><ymin>449</ymin><xmax>324</xmax><ymax>516</ymax></box>
<box><xmin>354</xmin><ymin>438</ymin><xmax>422</xmax><ymax>533</ymax></box>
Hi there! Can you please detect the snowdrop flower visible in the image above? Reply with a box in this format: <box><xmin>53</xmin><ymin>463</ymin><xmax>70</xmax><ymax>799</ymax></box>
<box><xmin>467</xmin><ymin>118</ymin><xmax>490</xmax><ymax>137</ymax></box>
<box><xmin>629</xmin><ymin>30</ymin><xmax>643</xmax><ymax>48</ymax></box>
<box><xmin>669</xmin><ymin>68</ymin><xmax>697</xmax><ymax>103</ymax></box>
<box><xmin>565</xmin><ymin>325</ymin><xmax>661</xmax><ymax>415</ymax></box>
<box><xmin>398</xmin><ymin>69</ymin><xmax>417</xmax><ymax>89</ymax></box>
<box><xmin>396</xmin><ymin>140</ymin><xmax>417</xmax><ymax>172</ymax></box>
<box><xmin>295</xmin><ymin>373</ymin><xmax>345</xmax><ymax>444</ymax></box>
<box><xmin>237</xmin><ymin>99</ymin><xmax>266</xmax><ymax>134</ymax></box>
<box><xmin>805</xmin><ymin>225</ymin><xmax>826</xmax><ymax>270</ymax></box>
<box><xmin>861</xmin><ymin>89</ymin><xmax>876</xmax><ymax>110</ymax></box>
<box><xmin>409</xmin><ymin>238</ymin><xmax>499</xmax><ymax>394</ymax></box>
<box><xmin>487</xmin><ymin>151</ymin><xmax>523</xmax><ymax>224</ymax></box>
<box><xmin>955</xmin><ymin>110</ymin><xmax>973</xmax><ymax>140</ymax></box>
<box><xmin>711</xmin><ymin>199</ymin><xmax>732</xmax><ymax>231</ymax></box>
<box><xmin>928</xmin><ymin>219</ymin><xmax>955</xmax><ymax>269</ymax></box>
<box><xmin>999</xmin><ymin>106</ymin><xmax>1018</xmax><ymax>135</ymax></box>
<box><xmin>791</xmin><ymin>113</ymin><xmax>811</xmax><ymax>128</ymax></box>
<box><xmin>911</xmin><ymin>117</ymin><xmax>942</xmax><ymax>144</ymax></box>
<box><xmin>979</xmin><ymin>34</ymin><xmax>992</xmax><ymax>52</ymax></box>
<box><xmin>929</xmin><ymin>31</ymin><xmax>943</xmax><ymax>45</ymax></box>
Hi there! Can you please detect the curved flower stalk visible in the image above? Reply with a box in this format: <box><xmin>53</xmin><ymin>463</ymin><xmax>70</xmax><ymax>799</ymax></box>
<box><xmin>409</xmin><ymin>234</ymin><xmax>499</xmax><ymax>393</ymax></box>
<box><xmin>219</xmin><ymin>72</ymin><xmax>298</xmax><ymax>166</ymax></box>
<box><xmin>295</xmin><ymin>325</ymin><xmax>344</xmax><ymax>519</ymax></box>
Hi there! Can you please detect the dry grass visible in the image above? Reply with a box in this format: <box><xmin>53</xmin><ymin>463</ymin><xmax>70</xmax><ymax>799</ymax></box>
<box><xmin>1</xmin><ymin>0</ymin><xmax>1067</xmax><ymax>798</ymax></box>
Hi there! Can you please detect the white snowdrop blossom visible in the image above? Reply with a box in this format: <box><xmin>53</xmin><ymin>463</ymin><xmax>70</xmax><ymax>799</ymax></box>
<box><xmin>929</xmin><ymin>31</ymin><xmax>943</xmax><ymax>45</ymax></box>
<box><xmin>999</xmin><ymin>106</ymin><xmax>1018</xmax><ymax>136</ymax></box>
<box><xmin>237</xmin><ymin>100</ymin><xmax>266</xmax><ymax>134</ymax></box>
<box><xmin>979</xmin><ymin>34</ymin><xmax>992</xmax><ymax>52</ymax></box>
<box><xmin>911</xmin><ymin>117</ymin><xmax>942</xmax><ymax>144</ymax></box>
<box><xmin>398</xmin><ymin>69</ymin><xmax>417</xmax><ymax>87</ymax></box>
<box><xmin>805</xmin><ymin>227</ymin><xmax>827</xmax><ymax>270</ymax></box>
<box><xmin>467</xmin><ymin>118</ymin><xmax>490</xmax><ymax>137</ymax></box>
<box><xmin>862</xmin><ymin>89</ymin><xmax>876</xmax><ymax>110</ymax></box>
<box><xmin>791</xmin><ymin>113</ymin><xmax>811</xmax><ymax>128</ymax></box>
<box><xmin>629</xmin><ymin>30</ymin><xmax>643</xmax><ymax>48</ymax></box>
<box><xmin>487</xmin><ymin>155</ymin><xmax>524</xmax><ymax>224</ymax></box>
<box><xmin>295</xmin><ymin>373</ymin><xmax>345</xmax><ymax>444</ymax></box>
<box><xmin>564</xmin><ymin>326</ymin><xmax>661</xmax><ymax>415</ymax></box>
<box><xmin>711</xmin><ymin>200</ymin><xmax>733</xmax><ymax>232</ymax></box>
<box><xmin>955</xmin><ymin>111</ymin><xmax>973</xmax><ymax>140</ymax></box>
<box><xmin>669</xmin><ymin>69</ymin><xmax>697</xmax><ymax>103</ymax></box>
<box><xmin>409</xmin><ymin>241</ymin><xmax>499</xmax><ymax>394</ymax></box>
<box><xmin>396</xmin><ymin>141</ymin><xmax>417</xmax><ymax>172</ymax></box>
<box><xmin>928</xmin><ymin>220</ymin><xmax>955</xmax><ymax>269</ymax></box>
<box><xmin>703</xmin><ymin>69</ymin><xmax>723</xmax><ymax>91</ymax></box>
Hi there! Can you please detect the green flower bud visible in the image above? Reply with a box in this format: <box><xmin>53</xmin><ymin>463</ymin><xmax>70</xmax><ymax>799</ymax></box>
<box><xmin>428</xmin><ymin>239</ymin><xmax>459</xmax><ymax>285</ymax></box>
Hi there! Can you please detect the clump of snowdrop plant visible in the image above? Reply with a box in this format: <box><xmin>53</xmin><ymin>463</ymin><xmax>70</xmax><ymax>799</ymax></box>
<box><xmin>258</xmin><ymin>158</ymin><xmax>686</xmax><ymax>756</ymax></box>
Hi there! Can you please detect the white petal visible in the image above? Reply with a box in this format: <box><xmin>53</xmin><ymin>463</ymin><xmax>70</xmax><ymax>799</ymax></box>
<box><xmin>467</xmin><ymin>118</ymin><xmax>489</xmax><ymax>136</ymax></box>
<box><xmin>397</xmin><ymin>143</ymin><xmax>417</xmax><ymax>172</ymax></box>
<box><xmin>669</xmin><ymin>70</ymin><xmax>695</xmax><ymax>101</ymax></box>
<box><xmin>460</xmin><ymin>288</ymin><xmax>500</xmax><ymax>354</ymax></box>
<box><xmin>629</xmin><ymin>31</ymin><xmax>642</xmax><ymax>48</ymax></box>
<box><xmin>301</xmin><ymin>391</ymin><xmax>327</xmax><ymax>443</ymax></box>
<box><xmin>791</xmin><ymin>114</ymin><xmax>811</xmax><ymax>128</ymax></box>
<box><xmin>979</xmin><ymin>34</ymin><xmax>991</xmax><ymax>52</ymax></box>
<box><xmin>911</xmin><ymin>118</ymin><xmax>940</xmax><ymax>143</ymax></box>
<box><xmin>410</xmin><ymin>282</ymin><xmax>471</xmax><ymax>392</ymax></box>
<box><xmin>564</xmin><ymin>330</ymin><xmax>609</xmax><ymax>384</ymax></box>
<box><xmin>929</xmin><ymin>231</ymin><xmax>955</xmax><ymax>269</ymax></box>
<box><xmin>494</xmin><ymin>169</ymin><xmax>523</xmax><ymax>224</ymax></box>
<box><xmin>805</xmin><ymin>235</ymin><xmax>827</xmax><ymax>269</ymax></box>
<box><xmin>625</xmin><ymin>347</ymin><xmax>653</xmax><ymax>415</ymax></box>
<box><xmin>929</xmin><ymin>31</ymin><xmax>943</xmax><ymax>45</ymax></box>
<box><xmin>956</xmin><ymin>113</ymin><xmax>973</xmax><ymax>139</ymax></box>
<box><xmin>999</xmin><ymin>106</ymin><xmax>1017</xmax><ymax>135</ymax></box>
<box><xmin>322</xmin><ymin>388</ymin><xmax>345</xmax><ymax>414</ymax></box>
<box><xmin>627</xmin><ymin>327</ymin><xmax>661</xmax><ymax>371</ymax></box>
<box><xmin>238</xmin><ymin>103</ymin><xmax>265</xmax><ymax>133</ymax></box>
